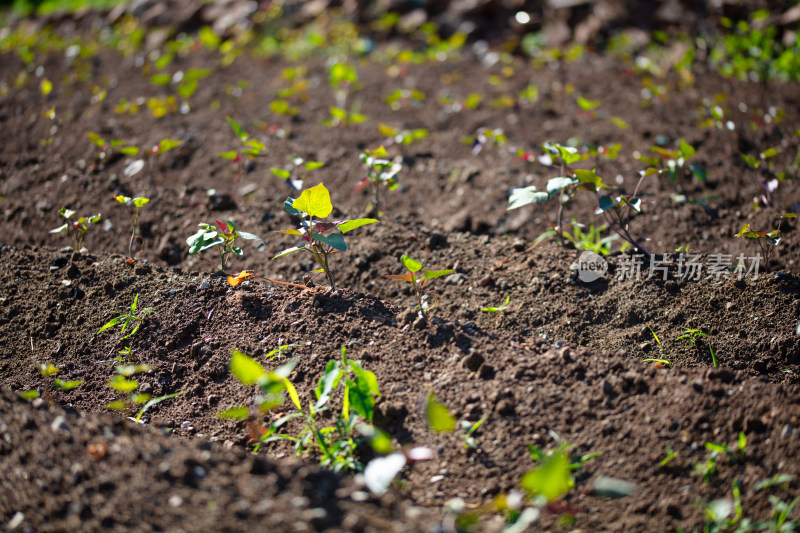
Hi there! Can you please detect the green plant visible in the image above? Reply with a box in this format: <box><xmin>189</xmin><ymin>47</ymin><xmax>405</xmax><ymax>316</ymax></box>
<box><xmin>636</xmin><ymin>138</ymin><xmax>706</xmax><ymax>184</ymax></box>
<box><xmin>695</xmin><ymin>433</ymin><xmax>747</xmax><ymax>483</ymax></box>
<box><xmin>107</xmin><ymin>363</ymin><xmax>183</xmax><ymax>422</ymax></box>
<box><xmin>19</xmin><ymin>362</ymin><xmax>81</xmax><ymax>403</ymax></box>
<box><xmin>461</xmin><ymin>416</ymin><xmax>488</xmax><ymax>450</ymax></box>
<box><xmin>660</xmin><ymin>447</ymin><xmax>678</xmax><ymax>467</ymax></box>
<box><xmin>463</xmin><ymin>127</ymin><xmax>506</xmax><ymax>155</ymax></box>
<box><xmin>735</xmin><ymin>213</ymin><xmax>796</xmax><ymax>273</ymax></box>
<box><xmin>385</xmin><ymin>88</ymin><xmax>425</xmax><ymax>111</ymax></box>
<box><xmin>187</xmin><ymin>219</ymin><xmax>264</xmax><ymax>272</ymax></box>
<box><xmin>50</xmin><ymin>207</ymin><xmax>102</xmax><ymax>252</ymax></box>
<box><xmin>424</xmin><ymin>393</ymin><xmax>487</xmax><ymax>451</ymax></box>
<box><xmin>677</xmin><ymin>328</ymin><xmax>708</xmax><ymax>345</ymax></box>
<box><xmin>221</xmin><ymin>347</ymin><xmax>380</xmax><ymax>473</ymax></box>
<box><xmin>274</xmin><ymin>183</ymin><xmax>378</xmax><ymax>291</ymax></box>
<box><xmin>323</xmin><ymin>105</ymin><xmax>367</xmax><ymax>127</ymax></box>
<box><xmin>740</xmin><ymin>148</ymin><xmax>784</xmax><ymax>209</ymax></box>
<box><xmin>270</xmin><ymin>156</ymin><xmax>324</xmax><ymax>191</ymax></box>
<box><xmin>98</xmin><ymin>293</ymin><xmax>154</xmax><ymax>360</ymax></box>
<box><xmin>218</xmin><ymin>116</ymin><xmax>267</xmax><ymax>182</ymax></box>
<box><xmin>385</xmin><ymin>254</ymin><xmax>454</xmax><ymax>316</ymax></box>
<box><xmin>113</xmin><ymin>195</ymin><xmax>149</xmax><ymax>258</ymax></box>
<box><xmin>355</xmin><ymin>146</ymin><xmax>401</xmax><ymax>216</ymax></box>
<box><xmin>534</xmin><ymin>219</ymin><xmax>618</xmax><ymax>255</ymax></box>
<box><xmin>378</xmin><ymin>124</ymin><xmax>429</xmax><ymax>146</ymax></box>
<box><xmin>86</xmin><ymin>131</ymin><xmax>139</xmax><ymax>167</ymax></box>
<box><xmin>482</xmin><ymin>296</ymin><xmax>511</xmax><ymax>313</ymax></box>
<box><xmin>643</xmin><ymin>327</ymin><xmax>672</xmax><ymax>368</ymax></box>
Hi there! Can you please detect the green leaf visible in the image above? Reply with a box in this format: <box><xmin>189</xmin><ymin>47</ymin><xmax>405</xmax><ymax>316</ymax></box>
<box><xmin>401</xmin><ymin>255</ymin><xmax>423</xmax><ymax>273</ymax></box>
<box><xmin>19</xmin><ymin>390</ymin><xmax>39</xmax><ymax>400</ymax></box>
<box><xmin>98</xmin><ymin>316</ymin><xmax>121</xmax><ymax>334</ymax></box>
<box><xmin>556</xmin><ymin>144</ymin><xmax>581</xmax><ymax>165</ymax></box>
<box><xmin>133</xmin><ymin>197</ymin><xmax>150</xmax><ymax>207</ymax></box>
<box><xmin>53</xmin><ymin>379</ymin><xmax>82</xmax><ymax>391</ymax></box>
<box><xmin>482</xmin><ymin>296</ymin><xmax>511</xmax><ymax>313</ymax></box>
<box><xmin>293</xmin><ymin>183</ymin><xmax>333</xmax><ymax>218</ymax></box>
<box><xmin>135</xmin><ymin>391</ymin><xmax>183</xmax><ymax>421</ymax></box>
<box><xmin>761</xmin><ymin>147</ymin><xmax>779</xmax><ymax>159</ymax></box>
<box><xmin>422</xmin><ymin>269</ymin><xmax>454</xmax><ymax>280</ymax></box>
<box><xmin>271</xmin><ymin>168</ymin><xmax>291</xmax><ymax>179</ymax></box>
<box><xmin>149</xmin><ymin>73</ymin><xmax>172</xmax><ymax>86</ymax></box>
<box><xmin>520</xmin><ymin>446</ymin><xmax>574</xmax><ymax>502</ymax></box>
<box><xmin>314</xmin><ymin>361</ymin><xmax>342</xmax><ymax>408</ymax></box>
<box><xmin>108</xmin><ymin>376</ymin><xmax>139</xmax><ymax>392</ymax></box>
<box><xmin>574</xmin><ymin>168</ymin><xmax>606</xmax><ymax>189</ymax></box>
<box><xmin>740</xmin><ymin>153</ymin><xmax>760</xmax><ymax>169</ymax></box>
<box><xmin>597</xmin><ymin>195</ymin><xmax>619</xmax><ymax>213</ymax></box>
<box><xmin>679</xmin><ymin>139</ymin><xmax>696</xmax><ymax>159</ymax></box>
<box><xmin>337</xmin><ymin>218</ymin><xmax>378</xmax><ymax>233</ymax></box>
<box><xmin>226</xmin><ymin>115</ymin><xmax>248</xmax><ymax>141</ymax></box>
<box><xmin>237</xmin><ymin>231</ymin><xmax>263</xmax><ymax>244</ymax></box>
<box><xmin>118</xmin><ymin>146</ymin><xmax>140</xmax><ymax>156</ymax></box>
<box><xmin>508</xmin><ymin>186</ymin><xmax>549</xmax><ymax>210</ymax></box>
<box><xmin>218</xmin><ymin>151</ymin><xmax>239</xmax><ymax>160</ymax></box>
<box><xmin>158</xmin><ymin>139</ymin><xmax>182</xmax><ymax>153</ymax></box>
<box><xmin>305</xmin><ymin>161</ymin><xmax>324</xmax><ymax>170</ymax></box>
<box><xmin>230</xmin><ymin>349</ymin><xmax>266</xmax><ymax>385</ymax></box>
<box><xmin>348</xmin><ymin>377</ymin><xmax>375</xmax><ymax>421</ymax></box>
<box><xmin>312</xmin><ymin>232</ymin><xmax>347</xmax><ymax>251</ymax></box>
<box><xmin>425</xmin><ymin>393</ymin><xmax>456</xmax><ymax>432</ymax></box>
<box><xmin>87</xmin><ymin>132</ymin><xmax>106</xmax><ymax>148</ymax></box>
<box><xmin>178</xmin><ymin>79</ymin><xmax>198</xmax><ymax>99</ymax></box>
<box><xmin>283</xmin><ymin>378</ymin><xmax>302</xmax><ymax>412</ymax></box>
<box><xmin>218</xmin><ymin>406</ymin><xmax>250</xmax><ymax>420</ymax></box>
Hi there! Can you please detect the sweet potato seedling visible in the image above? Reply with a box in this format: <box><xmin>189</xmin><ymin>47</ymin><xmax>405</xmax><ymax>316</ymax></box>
<box><xmin>50</xmin><ymin>207</ymin><xmax>102</xmax><ymax>252</ymax></box>
<box><xmin>635</xmin><ymin>138</ymin><xmax>706</xmax><ymax>184</ymax></box>
<box><xmin>113</xmin><ymin>195</ymin><xmax>149</xmax><ymax>258</ymax></box>
<box><xmin>187</xmin><ymin>219</ymin><xmax>264</xmax><ymax>272</ymax></box>
<box><xmin>274</xmin><ymin>183</ymin><xmax>378</xmax><ymax>291</ymax></box>
<box><xmin>86</xmin><ymin>131</ymin><xmax>138</xmax><ymax>168</ymax></box>
<box><xmin>355</xmin><ymin>146</ymin><xmax>401</xmax><ymax>216</ymax></box>
<box><xmin>735</xmin><ymin>213</ymin><xmax>796</xmax><ymax>273</ymax></box>
<box><xmin>378</xmin><ymin>124</ymin><xmax>429</xmax><ymax>146</ymax></box>
<box><xmin>385</xmin><ymin>255</ymin><xmax>454</xmax><ymax>316</ymax></box>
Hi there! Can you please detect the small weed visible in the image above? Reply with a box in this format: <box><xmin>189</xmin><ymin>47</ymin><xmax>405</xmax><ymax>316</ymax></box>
<box><xmin>218</xmin><ymin>116</ymin><xmax>267</xmax><ymax>182</ymax></box>
<box><xmin>643</xmin><ymin>327</ymin><xmax>672</xmax><ymax>368</ymax></box>
<box><xmin>660</xmin><ymin>447</ymin><xmax>678</xmax><ymax>467</ymax></box>
<box><xmin>98</xmin><ymin>293</ymin><xmax>154</xmax><ymax>360</ymax></box>
<box><xmin>50</xmin><ymin>207</ymin><xmax>102</xmax><ymax>252</ymax></box>
<box><xmin>385</xmin><ymin>254</ymin><xmax>454</xmax><ymax>316</ymax></box>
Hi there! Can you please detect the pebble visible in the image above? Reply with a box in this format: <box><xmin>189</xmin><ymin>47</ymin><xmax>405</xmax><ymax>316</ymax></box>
<box><xmin>50</xmin><ymin>415</ymin><xmax>71</xmax><ymax>433</ymax></box>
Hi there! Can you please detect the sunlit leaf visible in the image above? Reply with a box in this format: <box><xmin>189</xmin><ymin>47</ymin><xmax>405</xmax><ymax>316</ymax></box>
<box><xmin>230</xmin><ymin>349</ymin><xmax>266</xmax><ymax>385</ymax></box>
<box><xmin>293</xmin><ymin>183</ymin><xmax>333</xmax><ymax>218</ymax></box>
<box><xmin>425</xmin><ymin>393</ymin><xmax>456</xmax><ymax>432</ymax></box>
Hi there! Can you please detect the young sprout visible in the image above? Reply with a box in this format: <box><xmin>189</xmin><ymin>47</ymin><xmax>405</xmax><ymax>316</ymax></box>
<box><xmin>270</xmin><ymin>156</ymin><xmax>324</xmax><ymax>191</ymax></box>
<box><xmin>735</xmin><ymin>213</ymin><xmax>796</xmax><ymax>273</ymax></box>
<box><xmin>274</xmin><ymin>183</ymin><xmax>378</xmax><ymax>291</ymax></box>
<box><xmin>482</xmin><ymin>296</ymin><xmax>511</xmax><ymax>313</ymax></box>
<box><xmin>677</xmin><ymin>328</ymin><xmax>708</xmax><ymax>346</ymax></box>
<box><xmin>50</xmin><ymin>207</ymin><xmax>102</xmax><ymax>252</ymax></box>
<box><xmin>187</xmin><ymin>219</ymin><xmax>264</xmax><ymax>273</ymax></box>
<box><xmin>642</xmin><ymin>327</ymin><xmax>672</xmax><ymax>368</ymax></box>
<box><xmin>113</xmin><ymin>195</ymin><xmax>149</xmax><ymax>258</ymax></box>
<box><xmin>355</xmin><ymin>146</ymin><xmax>401</xmax><ymax>216</ymax></box>
<box><xmin>386</xmin><ymin>255</ymin><xmax>454</xmax><ymax>316</ymax></box>
<box><xmin>218</xmin><ymin>116</ymin><xmax>267</xmax><ymax>182</ymax></box>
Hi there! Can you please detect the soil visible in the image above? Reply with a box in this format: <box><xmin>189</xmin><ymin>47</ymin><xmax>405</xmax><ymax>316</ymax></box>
<box><xmin>1</xmin><ymin>4</ymin><xmax>800</xmax><ymax>532</ymax></box>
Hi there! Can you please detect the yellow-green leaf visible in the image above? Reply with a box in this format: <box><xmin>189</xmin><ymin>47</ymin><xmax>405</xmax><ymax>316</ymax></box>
<box><xmin>520</xmin><ymin>446</ymin><xmax>574</xmax><ymax>502</ymax></box>
<box><xmin>292</xmin><ymin>183</ymin><xmax>332</xmax><ymax>219</ymax></box>
<box><xmin>230</xmin><ymin>349</ymin><xmax>266</xmax><ymax>385</ymax></box>
<box><xmin>283</xmin><ymin>378</ymin><xmax>302</xmax><ymax>412</ymax></box>
<box><xmin>425</xmin><ymin>393</ymin><xmax>456</xmax><ymax>432</ymax></box>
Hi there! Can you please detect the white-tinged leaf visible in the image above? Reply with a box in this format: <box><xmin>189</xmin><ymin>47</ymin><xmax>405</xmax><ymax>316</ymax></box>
<box><xmin>364</xmin><ymin>453</ymin><xmax>407</xmax><ymax>495</ymax></box>
<box><xmin>508</xmin><ymin>186</ymin><xmax>549</xmax><ymax>210</ymax></box>
<box><xmin>272</xmin><ymin>244</ymin><xmax>307</xmax><ymax>259</ymax></box>
<box><xmin>124</xmin><ymin>159</ymin><xmax>145</xmax><ymax>178</ymax></box>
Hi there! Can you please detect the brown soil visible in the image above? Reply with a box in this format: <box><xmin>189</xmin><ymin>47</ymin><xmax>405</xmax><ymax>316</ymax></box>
<box><xmin>1</xmin><ymin>4</ymin><xmax>800</xmax><ymax>532</ymax></box>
